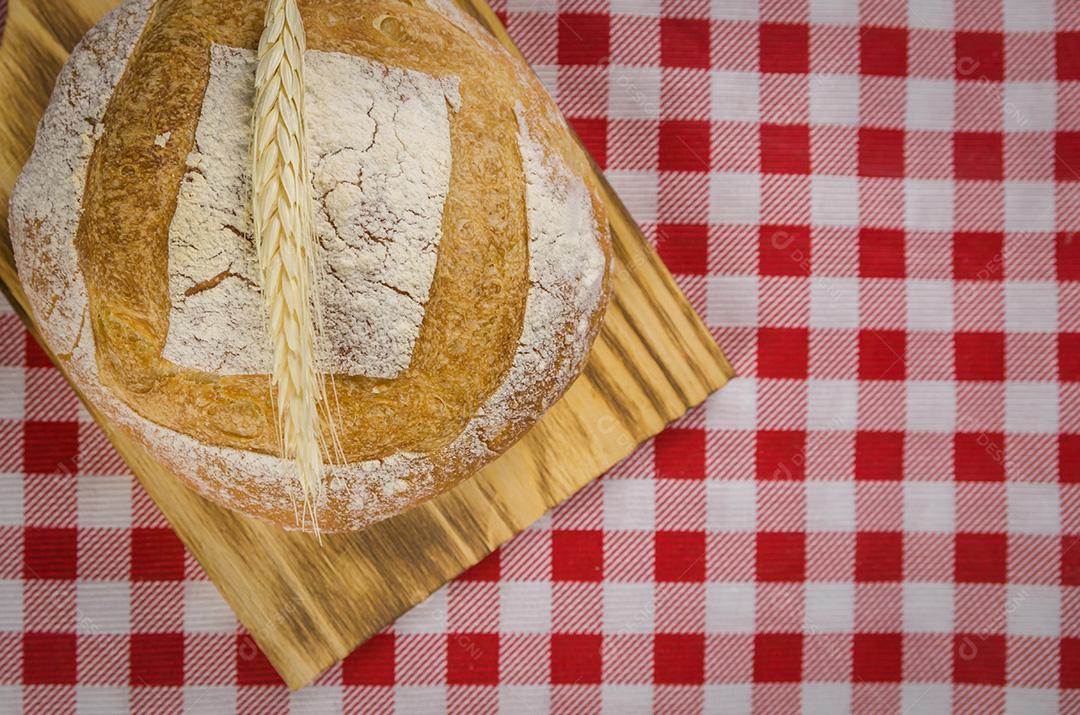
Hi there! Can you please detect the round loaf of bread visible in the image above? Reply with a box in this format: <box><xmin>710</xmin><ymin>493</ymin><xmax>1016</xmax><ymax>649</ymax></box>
<box><xmin>10</xmin><ymin>0</ymin><xmax>612</xmax><ymax>531</ymax></box>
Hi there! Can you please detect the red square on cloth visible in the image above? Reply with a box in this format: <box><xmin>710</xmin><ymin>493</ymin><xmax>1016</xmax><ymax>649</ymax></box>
<box><xmin>1056</xmin><ymin>132</ymin><xmax>1080</xmax><ymax>181</ymax></box>
<box><xmin>853</xmin><ymin>633</ymin><xmax>903</xmax><ymax>682</ymax></box>
<box><xmin>955</xmin><ymin>533</ymin><xmax>1007</xmax><ymax>583</ymax></box>
<box><xmin>761</xmin><ymin>125</ymin><xmax>810</xmax><ymax>175</ymax></box>
<box><xmin>342</xmin><ymin>633</ymin><xmax>395</xmax><ymax>685</ymax></box>
<box><xmin>552</xmin><ymin>530</ymin><xmax>604</xmax><ymax>582</ymax></box>
<box><xmin>236</xmin><ymin>634</ymin><xmax>285</xmax><ymax>685</ymax></box>
<box><xmin>131</xmin><ymin>528</ymin><xmax>186</xmax><ymax>582</ymax></box>
<box><xmin>954</xmin><ymin>433</ymin><xmax>1005</xmax><ymax>481</ymax></box>
<box><xmin>661</xmin><ymin>18</ymin><xmax>710</xmax><ymax>68</ymax></box>
<box><xmin>856</xmin><ymin>532</ymin><xmax>903</xmax><ymax>582</ymax></box>
<box><xmin>130</xmin><ymin>633</ymin><xmax>184</xmax><ymax>686</ymax></box>
<box><xmin>859</xmin><ymin>330</ymin><xmax>906</xmax><ymax>381</ymax></box>
<box><xmin>460</xmin><ymin>550</ymin><xmax>501</xmax><ymax>582</ymax></box>
<box><xmin>1060</xmin><ymin>334</ymin><xmax>1080</xmax><ymax>381</ymax></box>
<box><xmin>655</xmin><ymin>531</ymin><xmax>706</xmax><ymax>582</ymax></box>
<box><xmin>756</xmin><ymin>532</ymin><xmax>805</xmax><ymax>582</ymax></box>
<box><xmin>1059</xmin><ymin>32</ymin><xmax>1080</xmax><ymax>81</ymax></box>
<box><xmin>758</xmin><ymin>328</ymin><xmax>810</xmax><ymax>379</ymax></box>
<box><xmin>859</xmin><ymin>128</ymin><xmax>905</xmax><ymax>178</ymax></box>
<box><xmin>23</xmin><ymin>420</ymin><xmax>78</xmax><ymax>475</ymax></box>
<box><xmin>756</xmin><ymin>431</ymin><xmax>806</xmax><ymax>481</ymax></box>
<box><xmin>955</xmin><ymin>133</ymin><xmax>1004</xmax><ymax>180</ymax></box>
<box><xmin>953</xmin><ymin>634</ymin><xmax>1005</xmax><ymax>685</ymax></box>
<box><xmin>558</xmin><ymin>13</ymin><xmax>610</xmax><ymax>66</ymax></box>
<box><xmin>759</xmin><ymin>225</ymin><xmax>811</xmax><ymax>276</ymax></box>
<box><xmin>551</xmin><ymin>634</ymin><xmax>602</xmax><ymax>684</ymax></box>
<box><xmin>954</xmin><ymin>332</ymin><xmax>1005</xmax><ymax>381</ymax></box>
<box><xmin>860</xmin><ymin>27</ymin><xmax>908</xmax><ymax>77</ymax></box>
<box><xmin>953</xmin><ymin>232</ymin><xmax>1004</xmax><ymax>280</ymax></box>
<box><xmin>1061</xmin><ymin>437</ymin><xmax>1080</xmax><ymax>484</ymax></box>
<box><xmin>447</xmin><ymin>633</ymin><xmax>500</xmax><ymax>684</ymax></box>
<box><xmin>656</xmin><ymin>224</ymin><xmax>709</xmax><ymax>275</ymax></box>
<box><xmin>955</xmin><ymin>32</ymin><xmax>1004</xmax><ymax>82</ymax></box>
<box><xmin>859</xmin><ymin>228</ymin><xmax>906</xmax><ymax>278</ymax></box>
<box><xmin>25</xmin><ymin>335</ymin><xmax>52</xmax><ymax>368</ymax></box>
<box><xmin>23</xmin><ymin>633</ymin><xmax>76</xmax><ymax>685</ymax></box>
<box><xmin>1059</xmin><ymin>232</ymin><xmax>1080</xmax><ymax>280</ymax></box>
<box><xmin>1063</xmin><ymin>536</ymin><xmax>1080</xmax><ymax>585</ymax></box>
<box><xmin>753</xmin><ymin>633</ymin><xmax>802</xmax><ymax>682</ymax></box>
<box><xmin>1063</xmin><ymin>638</ymin><xmax>1080</xmax><ymax>688</ymax></box>
<box><xmin>855</xmin><ymin>432</ymin><xmax>905</xmax><ymax>481</ymax></box>
<box><xmin>659</xmin><ymin>120</ymin><xmax>710</xmax><ymax>172</ymax></box>
<box><xmin>655</xmin><ymin>428</ymin><xmax>706</xmax><ymax>479</ymax></box>
<box><xmin>759</xmin><ymin>23</ymin><xmax>809</xmax><ymax>74</ymax></box>
<box><xmin>654</xmin><ymin>634</ymin><xmax>704</xmax><ymax>684</ymax></box>
<box><xmin>23</xmin><ymin>527</ymin><xmax>76</xmax><ymax>580</ymax></box>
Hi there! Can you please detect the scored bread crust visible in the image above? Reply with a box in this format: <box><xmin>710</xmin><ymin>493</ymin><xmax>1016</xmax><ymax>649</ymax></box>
<box><xmin>10</xmin><ymin>0</ymin><xmax>612</xmax><ymax>531</ymax></box>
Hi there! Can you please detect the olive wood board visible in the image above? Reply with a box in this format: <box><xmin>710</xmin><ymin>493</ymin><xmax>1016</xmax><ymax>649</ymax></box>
<box><xmin>0</xmin><ymin>0</ymin><xmax>735</xmax><ymax>690</ymax></box>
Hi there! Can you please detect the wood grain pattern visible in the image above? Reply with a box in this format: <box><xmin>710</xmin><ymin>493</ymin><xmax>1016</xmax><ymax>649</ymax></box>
<box><xmin>0</xmin><ymin>0</ymin><xmax>734</xmax><ymax>689</ymax></box>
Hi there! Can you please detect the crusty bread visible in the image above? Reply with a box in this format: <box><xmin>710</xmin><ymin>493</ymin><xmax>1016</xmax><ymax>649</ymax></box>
<box><xmin>9</xmin><ymin>0</ymin><xmax>612</xmax><ymax>531</ymax></box>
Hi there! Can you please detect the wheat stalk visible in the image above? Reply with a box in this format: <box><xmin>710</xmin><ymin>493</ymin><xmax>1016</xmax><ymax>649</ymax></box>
<box><xmin>252</xmin><ymin>0</ymin><xmax>324</xmax><ymax>532</ymax></box>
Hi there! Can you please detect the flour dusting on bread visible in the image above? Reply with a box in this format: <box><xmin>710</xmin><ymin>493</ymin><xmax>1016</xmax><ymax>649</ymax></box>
<box><xmin>165</xmin><ymin>45</ymin><xmax>459</xmax><ymax>379</ymax></box>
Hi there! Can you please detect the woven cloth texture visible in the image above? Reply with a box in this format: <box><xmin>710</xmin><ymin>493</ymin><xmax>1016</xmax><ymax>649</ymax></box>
<box><xmin>1</xmin><ymin>0</ymin><xmax>1079</xmax><ymax>712</ymax></box>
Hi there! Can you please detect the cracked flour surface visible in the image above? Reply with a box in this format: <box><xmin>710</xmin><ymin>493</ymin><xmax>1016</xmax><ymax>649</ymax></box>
<box><xmin>164</xmin><ymin>44</ymin><xmax>460</xmax><ymax>378</ymax></box>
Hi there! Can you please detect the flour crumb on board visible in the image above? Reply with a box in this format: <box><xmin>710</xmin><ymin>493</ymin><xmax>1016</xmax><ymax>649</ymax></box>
<box><xmin>154</xmin><ymin>131</ymin><xmax>172</xmax><ymax>147</ymax></box>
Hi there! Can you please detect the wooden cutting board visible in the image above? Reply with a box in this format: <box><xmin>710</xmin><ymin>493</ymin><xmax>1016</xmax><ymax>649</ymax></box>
<box><xmin>0</xmin><ymin>0</ymin><xmax>733</xmax><ymax>690</ymax></box>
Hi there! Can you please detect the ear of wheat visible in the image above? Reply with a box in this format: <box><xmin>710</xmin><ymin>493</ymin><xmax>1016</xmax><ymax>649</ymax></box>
<box><xmin>252</xmin><ymin>0</ymin><xmax>325</xmax><ymax>532</ymax></box>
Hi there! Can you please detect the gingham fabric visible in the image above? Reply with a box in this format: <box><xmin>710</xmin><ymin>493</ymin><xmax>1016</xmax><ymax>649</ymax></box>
<box><xmin>2</xmin><ymin>0</ymin><xmax>1080</xmax><ymax>712</ymax></box>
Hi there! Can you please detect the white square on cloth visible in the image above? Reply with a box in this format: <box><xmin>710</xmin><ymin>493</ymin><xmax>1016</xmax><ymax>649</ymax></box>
<box><xmin>805</xmin><ymin>482</ymin><xmax>856</xmax><ymax>532</ymax></box>
<box><xmin>907</xmin><ymin>280</ymin><xmax>954</xmax><ymax>331</ymax></box>
<box><xmin>1003</xmin><ymin>0</ymin><xmax>1054</xmax><ymax>31</ymax></box>
<box><xmin>604</xmin><ymin>478</ymin><xmax>656</xmax><ymax>531</ymax></box>
<box><xmin>807</xmin><ymin>379</ymin><xmax>858</xmax><ymax>431</ymax></box>
<box><xmin>1005</xmin><ymin>382</ymin><xmax>1059</xmax><ymax>433</ymax></box>
<box><xmin>707</xmin><ymin>480</ymin><xmax>757</xmax><ymax>532</ymax></box>
<box><xmin>605</xmin><ymin>583</ymin><xmax>655</xmax><ymax>634</ymax></box>
<box><xmin>809</xmin><ymin>278</ymin><xmax>859</xmax><ymax>329</ymax></box>
<box><xmin>902</xmin><ymin>683</ymin><xmax>952</xmax><ymax>714</ymax></box>
<box><xmin>905</xmin><ymin>180</ymin><xmax>955</xmax><ymax>231</ymax></box>
<box><xmin>610</xmin><ymin>66</ymin><xmax>661</xmax><ymax>119</ymax></box>
<box><xmin>903</xmin><ymin>483</ymin><xmax>955</xmax><ymax>533</ymax></box>
<box><xmin>706</xmin><ymin>582</ymin><xmax>756</xmax><ymax>634</ymax></box>
<box><xmin>809</xmin><ymin>0</ymin><xmax>859</xmax><ymax>25</ymax></box>
<box><xmin>803</xmin><ymin>683</ymin><xmax>852</xmax><ymax>715</ymax></box>
<box><xmin>1006</xmin><ymin>585</ymin><xmax>1060</xmax><ymax>637</ymax></box>
<box><xmin>1005</xmin><ymin>182</ymin><xmax>1056</xmax><ymax>232</ymax></box>
<box><xmin>1005</xmin><ymin>282</ymin><xmax>1058</xmax><ymax>333</ymax></box>
<box><xmin>712</xmin><ymin>71</ymin><xmax>760</xmax><ymax>123</ymax></box>
<box><xmin>501</xmin><ymin>582</ymin><xmax>552</xmax><ymax>633</ymax></box>
<box><xmin>804</xmin><ymin>582</ymin><xmax>855</xmax><ymax>632</ymax></box>
<box><xmin>906</xmin><ymin>381</ymin><xmax>957</xmax><ymax>432</ymax></box>
<box><xmin>710</xmin><ymin>173</ymin><xmax>762</xmax><ymax>225</ymax></box>
<box><xmin>907</xmin><ymin>0</ymin><xmax>954</xmax><ymax>29</ymax></box>
<box><xmin>706</xmin><ymin>375</ymin><xmax>758</xmax><ymax>429</ymax></box>
<box><xmin>906</xmin><ymin>79</ymin><xmax>955</xmax><ymax>131</ymax></box>
<box><xmin>810</xmin><ymin>75</ymin><xmax>860</xmax><ymax>126</ymax></box>
<box><xmin>1006</xmin><ymin>484</ymin><xmax>1061</xmax><ymax>535</ymax></box>
<box><xmin>604</xmin><ymin>685</ymin><xmax>655</xmax><ymax>715</ymax></box>
<box><xmin>501</xmin><ymin>686</ymin><xmax>551</xmax><ymax>713</ymax></box>
<box><xmin>903</xmin><ymin>583</ymin><xmax>955</xmax><ymax>633</ymax></box>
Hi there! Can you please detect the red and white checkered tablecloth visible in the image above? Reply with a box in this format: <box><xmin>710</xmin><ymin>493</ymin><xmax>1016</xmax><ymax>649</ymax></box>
<box><xmin>2</xmin><ymin>0</ymin><xmax>1080</xmax><ymax>712</ymax></box>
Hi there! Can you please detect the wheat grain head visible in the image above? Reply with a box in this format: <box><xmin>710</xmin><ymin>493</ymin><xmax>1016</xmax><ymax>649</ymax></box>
<box><xmin>252</xmin><ymin>0</ymin><xmax>325</xmax><ymax>532</ymax></box>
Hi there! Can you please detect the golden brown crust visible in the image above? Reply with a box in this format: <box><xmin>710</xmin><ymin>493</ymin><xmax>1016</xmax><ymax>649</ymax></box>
<box><xmin>12</xmin><ymin>0</ymin><xmax>611</xmax><ymax>531</ymax></box>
